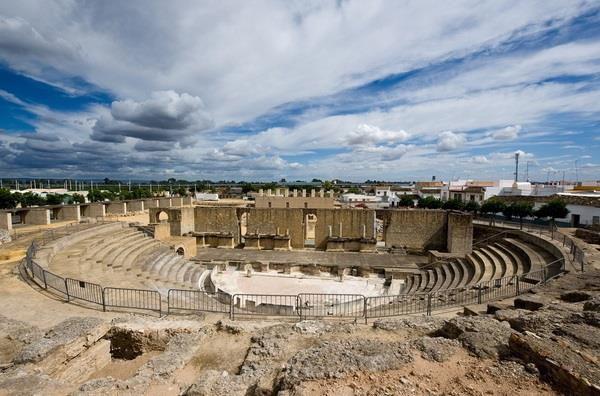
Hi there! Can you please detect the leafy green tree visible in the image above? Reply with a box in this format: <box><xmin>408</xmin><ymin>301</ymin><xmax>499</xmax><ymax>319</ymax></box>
<box><xmin>480</xmin><ymin>199</ymin><xmax>506</xmax><ymax>225</ymax></box>
<box><xmin>347</xmin><ymin>186</ymin><xmax>362</xmax><ymax>194</ymax></box>
<box><xmin>535</xmin><ymin>199</ymin><xmax>569</xmax><ymax>227</ymax></box>
<box><xmin>398</xmin><ymin>195</ymin><xmax>415</xmax><ymax>208</ymax></box>
<box><xmin>502</xmin><ymin>204</ymin><xmax>514</xmax><ymax>220</ymax></box>
<box><xmin>464</xmin><ymin>201</ymin><xmax>480</xmax><ymax>214</ymax></box>
<box><xmin>322</xmin><ymin>180</ymin><xmax>333</xmax><ymax>191</ymax></box>
<box><xmin>71</xmin><ymin>193</ymin><xmax>86</xmax><ymax>204</ymax></box>
<box><xmin>442</xmin><ymin>199</ymin><xmax>465</xmax><ymax>211</ymax></box>
<box><xmin>417</xmin><ymin>196</ymin><xmax>443</xmax><ymax>209</ymax></box>
<box><xmin>510</xmin><ymin>201</ymin><xmax>534</xmax><ymax>229</ymax></box>
<box><xmin>241</xmin><ymin>184</ymin><xmax>257</xmax><ymax>194</ymax></box>
<box><xmin>176</xmin><ymin>186</ymin><xmax>188</xmax><ymax>196</ymax></box>
<box><xmin>0</xmin><ymin>188</ymin><xmax>17</xmax><ymax>209</ymax></box>
<box><xmin>20</xmin><ymin>192</ymin><xmax>47</xmax><ymax>207</ymax></box>
<box><xmin>46</xmin><ymin>194</ymin><xmax>66</xmax><ymax>205</ymax></box>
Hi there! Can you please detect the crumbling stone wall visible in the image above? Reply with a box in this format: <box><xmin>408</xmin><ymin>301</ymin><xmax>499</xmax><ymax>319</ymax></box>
<box><xmin>194</xmin><ymin>207</ymin><xmax>240</xmax><ymax>242</ymax></box>
<box><xmin>384</xmin><ymin>210</ymin><xmax>447</xmax><ymax>250</ymax></box>
<box><xmin>149</xmin><ymin>207</ymin><xmax>194</xmax><ymax>236</ymax></box>
<box><xmin>314</xmin><ymin>209</ymin><xmax>375</xmax><ymax>250</ymax></box>
<box><xmin>447</xmin><ymin>212</ymin><xmax>473</xmax><ymax>254</ymax></box>
<box><xmin>246</xmin><ymin>208</ymin><xmax>304</xmax><ymax>249</ymax></box>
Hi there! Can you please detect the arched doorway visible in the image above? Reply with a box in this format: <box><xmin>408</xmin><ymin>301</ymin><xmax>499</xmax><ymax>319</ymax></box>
<box><xmin>304</xmin><ymin>213</ymin><xmax>317</xmax><ymax>246</ymax></box>
<box><xmin>157</xmin><ymin>210</ymin><xmax>169</xmax><ymax>223</ymax></box>
<box><xmin>176</xmin><ymin>247</ymin><xmax>185</xmax><ymax>256</ymax></box>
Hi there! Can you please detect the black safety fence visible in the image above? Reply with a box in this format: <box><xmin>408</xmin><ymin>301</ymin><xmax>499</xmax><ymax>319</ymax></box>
<box><xmin>167</xmin><ymin>288</ymin><xmax>230</xmax><ymax>314</ymax></box>
<box><xmin>104</xmin><ymin>287</ymin><xmax>161</xmax><ymax>313</ymax></box>
<box><xmin>65</xmin><ymin>278</ymin><xmax>104</xmax><ymax>306</ymax></box>
<box><xmin>298</xmin><ymin>293</ymin><xmax>365</xmax><ymax>320</ymax></box>
<box><xmin>365</xmin><ymin>293</ymin><xmax>430</xmax><ymax>318</ymax></box>
<box><xmin>231</xmin><ymin>294</ymin><xmax>300</xmax><ymax>319</ymax></box>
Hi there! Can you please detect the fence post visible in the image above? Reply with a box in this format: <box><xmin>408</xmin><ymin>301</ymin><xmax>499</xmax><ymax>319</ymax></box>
<box><xmin>65</xmin><ymin>278</ymin><xmax>70</xmax><ymax>302</ymax></box>
<box><xmin>101</xmin><ymin>288</ymin><xmax>106</xmax><ymax>312</ymax></box>
<box><xmin>477</xmin><ymin>287</ymin><xmax>482</xmax><ymax>304</ymax></box>
<box><xmin>42</xmin><ymin>269</ymin><xmax>48</xmax><ymax>290</ymax></box>
<box><xmin>363</xmin><ymin>297</ymin><xmax>368</xmax><ymax>325</ymax></box>
<box><xmin>167</xmin><ymin>290</ymin><xmax>171</xmax><ymax>316</ymax></box>
<box><xmin>230</xmin><ymin>294</ymin><xmax>234</xmax><ymax>320</ymax></box>
<box><xmin>542</xmin><ymin>267</ymin><xmax>547</xmax><ymax>284</ymax></box>
<box><xmin>426</xmin><ymin>294</ymin><xmax>432</xmax><ymax>316</ymax></box>
<box><xmin>515</xmin><ymin>276</ymin><xmax>520</xmax><ymax>296</ymax></box>
<box><xmin>158</xmin><ymin>296</ymin><xmax>162</xmax><ymax>318</ymax></box>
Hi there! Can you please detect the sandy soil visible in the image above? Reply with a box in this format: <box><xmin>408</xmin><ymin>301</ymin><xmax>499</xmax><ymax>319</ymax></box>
<box><xmin>0</xmin><ymin>226</ymin><xmax>121</xmax><ymax>329</ymax></box>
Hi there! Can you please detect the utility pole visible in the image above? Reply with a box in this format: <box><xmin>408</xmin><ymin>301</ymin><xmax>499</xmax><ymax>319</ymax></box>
<box><xmin>514</xmin><ymin>152</ymin><xmax>520</xmax><ymax>182</ymax></box>
<box><xmin>575</xmin><ymin>160</ymin><xmax>579</xmax><ymax>184</ymax></box>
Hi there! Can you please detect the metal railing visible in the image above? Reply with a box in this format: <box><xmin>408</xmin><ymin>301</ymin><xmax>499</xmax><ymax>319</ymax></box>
<box><xmin>104</xmin><ymin>287</ymin><xmax>161</xmax><ymax>313</ymax></box>
<box><xmin>167</xmin><ymin>289</ymin><xmax>230</xmax><ymax>314</ymax></box>
<box><xmin>231</xmin><ymin>294</ymin><xmax>300</xmax><ymax>319</ymax></box>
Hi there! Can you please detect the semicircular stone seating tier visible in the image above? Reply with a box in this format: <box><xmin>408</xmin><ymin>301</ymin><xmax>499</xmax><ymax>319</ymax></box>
<box><xmin>45</xmin><ymin>223</ymin><xmax>211</xmax><ymax>294</ymax></box>
<box><xmin>401</xmin><ymin>236</ymin><xmax>561</xmax><ymax>295</ymax></box>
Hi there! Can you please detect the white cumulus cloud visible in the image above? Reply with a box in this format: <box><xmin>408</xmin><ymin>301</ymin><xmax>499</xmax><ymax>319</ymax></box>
<box><xmin>436</xmin><ymin>131</ymin><xmax>466</xmax><ymax>152</ymax></box>
<box><xmin>491</xmin><ymin>125</ymin><xmax>521</xmax><ymax>140</ymax></box>
<box><xmin>345</xmin><ymin>124</ymin><xmax>409</xmax><ymax>146</ymax></box>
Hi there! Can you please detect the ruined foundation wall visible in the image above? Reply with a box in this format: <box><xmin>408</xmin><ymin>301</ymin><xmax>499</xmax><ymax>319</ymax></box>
<box><xmin>169</xmin><ymin>207</ymin><xmax>195</xmax><ymax>236</ymax></box>
<box><xmin>314</xmin><ymin>209</ymin><xmax>375</xmax><ymax>250</ymax></box>
<box><xmin>254</xmin><ymin>196</ymin><xmax>335</xmax><ymax>209</ymax></box>
<box><xmin>106</xmin><ymin>202</ymin><xmax>126</xmax><ymax>215</ymax></box>
<box><xmin>149</xmin><ymin>207</ymin><xmax>195</xmax><ymax>236</ymax></box>
<box><xmin>194</xmin><ymin>206</ymin><xmax>240</xmax><ymax>243</ymax></box>
<box><xmin>0</xmin><ymin>212</ymin><xmax>12</xmax><ymax>230</ymax></box>
<box><xmin>384</xmin><ymin>210</ymin><xmax>447</xmax><ymax>250</ymax></box>
<box><xmin>23</xmin><ymin>209</ymin><xmax>51</xmax><ymax>225</ymax></box>
<box><xmin>246</xmin><ymin>208</ymin><xmax>305</xmax><ymax>249</ymax></box>
<box><xmin>127</xmin><ymin>200</ymin><xmax>144</xmax><ymax>212</ymax></box>
<box><xmin>56</xmin><ymin>206</ymin><xmax>81</xmax><ymax>222</ymax></box>
<box><xmin>447</xmin><ymin>212</ymin><xmax>473</xmax><ymax>254</ymax></box>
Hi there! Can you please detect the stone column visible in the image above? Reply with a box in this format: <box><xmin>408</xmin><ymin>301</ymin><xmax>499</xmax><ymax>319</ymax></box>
<box><xmin>0</xmin><ymin>212</ymin><xmax>12</xmax><ymax>230</ymax></box>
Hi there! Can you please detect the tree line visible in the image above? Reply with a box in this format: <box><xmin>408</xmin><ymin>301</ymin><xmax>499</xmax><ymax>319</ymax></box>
<box><xmin>394</xmin><ymin>196</ymin><xmax>569</xmax><ymax>228</ymax></box>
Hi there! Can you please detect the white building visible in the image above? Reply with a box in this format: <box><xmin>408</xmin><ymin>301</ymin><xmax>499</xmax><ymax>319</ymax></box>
<box><xmin>340</xmin><ymin>193</ymin><xmax>380</xmax><ymax>204</ymax></box>
<box><xmin>195</xmin><ymin>192</ymin><xmax>219</xmax><ymax>201</ymax></box>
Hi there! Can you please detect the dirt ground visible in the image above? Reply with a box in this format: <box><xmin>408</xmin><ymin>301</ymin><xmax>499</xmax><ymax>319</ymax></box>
<box><xmin>0</xmin><ymin>224</ymin><xmax>121</xmax><ymax>329</ymax></box>
<box><xmin>296</xmin><ymin>351</ymin><xmax>554</xmax><ymax>396</ymax></box>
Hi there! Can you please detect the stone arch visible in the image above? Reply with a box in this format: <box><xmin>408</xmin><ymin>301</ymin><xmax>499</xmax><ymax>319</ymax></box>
<box><xmin>176</xmin><ymin>246</ymin><xmax>185</xmax><ymax>256</ymax></box>
<box><xmin>156</xmin><ymin>210</ymin><xmax>169</xmax><ymax>223</ymax></box>
<box><xmin>239</xmin><ymin>212</ymin><xmax>248</xmax><ymax>240</ymax></box>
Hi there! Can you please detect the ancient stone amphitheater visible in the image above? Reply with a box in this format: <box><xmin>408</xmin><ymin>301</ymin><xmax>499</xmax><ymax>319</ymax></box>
<box><xmin>2</xmin><ymin>204</ymin><xmax>598</xmax><ymax>395</ymax></box>
<box><xmin>25</xmin><ymin>206</ymin><xmax>569</xmax><ymax>318</ymax></box>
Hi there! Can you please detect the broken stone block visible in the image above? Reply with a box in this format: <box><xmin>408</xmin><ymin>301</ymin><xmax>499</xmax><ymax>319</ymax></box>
<box><xmin>560</xmin><ymin>291</ymin><xmax>593</xmax><ymax>303</ymax></box>
<box><xmin>487</xmin><ymin>302</ymin><xmax>510</xmax><ymax>314</ymax></box>
<box><xmin>514</xmin><ymin>295</ymin><xmax>545</xmax><ymax>311</ymax></box>
<box><xmin>583</xmin><ymin>298</ymin><xmax>600</xmax><ymax>313</ymax></box>
<box><xmin>509</xmin><ymin>333</ymin><xmax>600</xmax><ymax>395</ymax></box>
<box><xmin>435</xmin><ymin>317</ymin><xmax>514</xmax><ymax>359</ymax></box>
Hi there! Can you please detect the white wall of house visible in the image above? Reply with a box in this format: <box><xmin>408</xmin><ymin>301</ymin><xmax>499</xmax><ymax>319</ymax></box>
<box><xmin>533</xmin><ymin>202</ymin><xmax>600</xmax><ymax>226</ymax></box>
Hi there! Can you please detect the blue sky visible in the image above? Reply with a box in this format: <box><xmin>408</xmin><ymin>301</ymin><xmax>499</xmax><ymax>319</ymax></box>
<box><xmin>0</xmin><ymin>1</ymin><xmax>599</xmax><ymax>181</ymax></box>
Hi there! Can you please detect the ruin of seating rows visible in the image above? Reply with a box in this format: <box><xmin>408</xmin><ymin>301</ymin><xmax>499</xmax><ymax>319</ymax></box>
<box><xmin>35</xmin><ymin>222</ymin><xmax>211</xmax><ymax>293</ymax></box>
